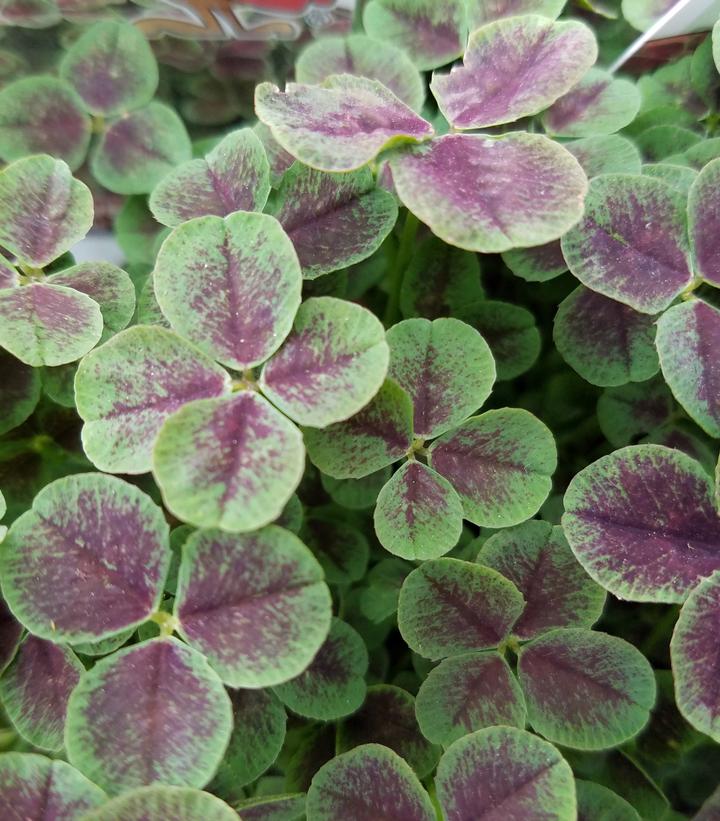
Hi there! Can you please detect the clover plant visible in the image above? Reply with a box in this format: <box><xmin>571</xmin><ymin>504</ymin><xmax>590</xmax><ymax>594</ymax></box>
<box><xmin>2</xmin><ymin>1</ymin><xmax>720</xmax><ymax>819</ymax></box>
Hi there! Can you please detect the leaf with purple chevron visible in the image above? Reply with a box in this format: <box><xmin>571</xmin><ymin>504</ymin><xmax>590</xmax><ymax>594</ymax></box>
<box><xmin>75</xmin><ymin>326</ymin><xmax>231</xmax><ymax>474</ymax></box>
<box><xmin>563</xmin><ymin>445</ymin><xmax>720</xmax><ymax>603</ymax></box>
<box><xmin>174</xmin><ymin>526</ymin><xmax>331</xmax><ymax>687</ymax></box>
<box><xmin>657</xmin><ymin>300</ymin><xmax>720</xmax><ymax>437</ymax></box>
<box><xmin>397</xmin><ymin>558</ymin><xmax>525</xmax><ymax>659</ymax></box>
<box><xmin>431</xmin><ymin>15</ymin><xmax>596</xmax><ymax>129</ymax></box>
<box><xmin>435</xmin><ymin>726</ymin><xmax>576</xmax><ymax>821</ymax></box>
<box><xmin>0</xmin><ymin>473</ymin><xmax>170</xmax><ymax>643</ymax></box>
<box><xmin>390</xmin><ymin>133</ymin><xmax>587</xmax><ymax>253</ymax></box>
<box><xmin>254</xmin><ymin>75</ymin><xmax>433</xmax><ymax>173</ymax></box>
<box><xmin>518</xmin><ymin>628</ymin><xmax>656</xmax><ymax>749</ymax></box>
<box><xmin>0</xmin><ymin>154</ymin><xmax>93</xmax><ymax>267</ymax></box>
<box><xmin>428</xmin><ymin>408</ymin><xmax>557</xmax><ymax>527</ymax></box>
<box><xmin>306</xmin><ymin>744</ymin><xmax>435</xmax><ymax>821</ymax></box>
<box><xmin>47</xmin><ymin>262</ymin><xmax>135</xmax><ymax>337</ymax></box>
<box><xmin>274</xmin><ymin>617</ymin><xmax>368</xmax><ymax>721</ymax></box>
<box><xmin>554</xmin><ymin>286</ymin><xmax>659</xmax><ymax>387</ymax></box>
<box><xmin>153</xmin><ymin>393</ymin><xmax>305</xmax><ymax>532</ymax></box>
<box><xmin>561</xmin><ymin>174</ymin><xmax>692</xmax><ymax>314</ymax></box>
<box><xmin>296</xmin><ymin>33</ymin><xmax>424</xmax><ymax>112</ymax></box>
<box><xmin>150</xmin><ymin>129</ymin><xmax>271</xmax><ymax>227</ymax></box>
<box><xmin>0</xmin><ymin>283</ymin><xmax>102</xmax><ymax>367</ymax></box>
<box><xmin>153</xmin><ymin>211</ymin><xmax>301</xmax><ymax>370</ymax></box>
<box><xmin>0</xmin><ymin>76</ymin><xmax>91</xmax><ymax>170</ymax></box>
<box><xmin>688</xmin><ymin>158</ymin><xmax>720</xmax><ymax>287</ymax></box>
<box><xmin>543</xmin><ymin>69</ymin><xmax>640</xmax><ymax>138</ymax></box>
<box><xmin>260</xmin><ymin>297</ymin><xmax>388</xmax><ymax>428</ymax></box>
<box><xmin>269</xmin><ymin>162</ymin><xmax>397</xmax><ymax>279</ymax></box>
<box><xmin>386</xmin><ymin>317</ymin><xmax>495</xmax><ymax>438</ymax></box>
<box><xmin>671</xmin><ymin>569</ymin><xmax>720</xmax><ymax>742</ymax></box>
<box><xmin>0</xmin><ymin>635</ymin><xmax>83</xmax><ymax>750</ymax></box>
<box><xmin>59</xmin><ymin>20</ymin><xmax>158</xmax><ymax>117</ymax></box>
<box><xmin>374</xmin><ymin>461</ymin><xmax>464</xmax><ymax>560</ymax></box>
<box><xmin>304</xmin><ymin>378</ymin><xmax>414</xmax><ymax>479</ymax></box>
<box><xmin>362</xmin><ymin>0</ymin><xmax>467</xmax><ymax>70</ymax></box>
<box><xmin>65</xmin><ymin>638</ymin><xmax>232</xmax><ymax>794</ymax></box>
<box><xmin>0</xmin><ymin>596</ymin><xmax>22</xmax><ymax>675</ymax></box>
<box><xmin>478</xmin><ymin>520</ymin><xmax>606</xmax><ymax>639</ymax></box>
<box><xmin>337</xmin><ymin>685</ymin><xmax>440</xmax><ymax>778</ymax></box>
<box><xmin>81</xmin><ymin>786</ymin><xmax>239</xmax><ymax>821</ymax></box>
<box><xmin>209</xmin><ymin>688</ymin><xmax>286</xmax><ymax>799</ymax></box>
<box><xmin>0</xmin><ymin>753</ymin><xmax>106</xmax><ymax>819</ymax></box>
<box><xmin>415</xmin><ymin>651</ymin><xmax>527</xmax><ymax>745</ymax></box>
<box><xmin>91</xmin><ymin>103</ymin><xmax>191</xmax><ymax>195</ymax></box>
<box><xmin>399</xmin><ymin>234</ymin><xmax>485</xmax><ymax>318</ymax></box>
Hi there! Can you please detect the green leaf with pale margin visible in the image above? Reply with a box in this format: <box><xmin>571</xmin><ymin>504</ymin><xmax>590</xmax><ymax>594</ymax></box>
<box><xmin>0</xmin><ymin>753</ymin><xmax>106</xmax><ymax>819</ymax></box>
<box><xmin>428</xmin><ymin>408</ymin><xmax>557</xmax><ymax>527</ymax></box>
<box><xmin>502</xmin><ymin>240</ymin><xmax>567</xmax><ymax>283</ymax></box>
<box><xmin>0</xmin><ymin>350</ymin><xmax>41</xmax><ymax>434</ymax></box>
<box><xmin>153</xmin><ymin>211</ymin><xmax>301</xmax><ymax>370</ymax></box>
<box><xmin>304</xmin><ymin>379</ymin><xmax>414</xmax><ymax>478</ymax></box>
<box><xmin>398</xmin><ymin>558</ymin><xmax>524</xmax><ymax>659</ymax></box>
<box><xmin>153</xmin><ymin>393</ymin><xmax>305</xmax><ymax>533</ymax></box>
<box><xmin>65</xmin><ymin>638</ymin><xmax>232</xmax><ymax>795</ymax></box>
<box><xmin>518</xmin><ymin>628</ymin><xmax>656</xmax><ymax>750</ymax></box>
<box><xmin>210</xmin><ymin>689</ymin><xmax>286</xmax><ymax>799</ymax></box>
<box><xmin>274</xmin><ymin>617</ymin><xmax>368</xmax><ymax>721</ymax></box>
<box><xmin>466</xmin><ymin>0</ymin><xmax>567</xmax><ymax>27</ymax></box>
<box><xmin>576</xmin><ymin>780</ymin><xmax>641</xmax><ymax>821</ymax></box>
<box><xmin>260</xmin><ymin>297</ymin><xmax>389</xmax><ymax>428</ymax></box>
<box><xmin>436</xmin><ymin>726</ymin><xmax>576</xmax><ymax>821</ymax></box>
<box><xmin>150</xmin><ymin>128</ymin><xmax>271</xmax><ymax>227</ymax></box>
<box><xmin>296</xmin><ymin>33</ymin><xmax>425</xmax><ymax>112</ymax></box>
<box><xmin>565</xmin><ymin>135</ymin><xmax>643</xmax><ymax>178</ymax></box>
<box><xmin>643</xmin><ymin>162</ymin><xmax>698</xmax><ymax>194</ymax></box>
<box><xmin>0</xmin><ymin>76</ymin><xmax>91</xmax><ymax>170</ymax></box>
<box><xmin>374</xmin><ymin>461</ymin><xmax>463</xmax><ymax>560</ymax></box>
<box><xmin>543</xmin><ymin>69</ymin><xmax>641</xmax><ymax>138</ymax></box>
<box><xmin>92</xmin><ymin>103</ymin><xmax>192</xmax><ymax>195</ymax></box>
<box><xmin>399</xmin><ymin>234</ymin><xmax>484</xmax><ymax>318</ymax></box>
<box><xmin>235</xmin><ymin>793</ymin><xmax>305</xmax><ymax>821</ymax></box>
<box><xmin>81</xmin><ymin>786</ymin><xmax>239</xmax><ymax>821</ymax></box>
<box><xmin>415</xmin><ymin>651</ymin><xmax>526</xmax><ymax>746</ymax></box>
<box><xmin>306</xmin><ymin>744</ymin><xmax>434</xmax><ymax>821</ymax></box>
<box><xmin>0</xmin><ymin>155</ymin><xmax>93</xmax><ymax>267</ymax></box>
<box><xmin>255</xmin><ymin>75</ymin><xmax>433</xmax><ymax>173</ymax></box>
<box><xmin>269</xmin><ymin>162</ymin><xmax>397</xmax><ymax>279</ymax></box>
<box><xmin>60</xmin><ymin>20</ymin><xmax>158</xmax><ymax>116</ymax></box>
<box><xmin>362</xmin><ymin>0</ymin><xmax>467</xmax><ymax>71</ymax></box>
<box><xmin>174</xmin><ymin>526</ymin><xmax>331</xmax><ymax>687</ymax></box>
<box><xmin>359</xmin><ymin>558</ymin><xmax>413</xmax><ymax>624</ymax></box>
<box><xmin>76</xmin><ymin>325</ymin><xmax>231</xmax><ymax>474</ymax></box>
<box><xmin>337</xmin><ymin>685</ymin><xmax>440</xmax><ymax>778</ymax></box>
<box><xmin>386</xmin><ymin>317</ymin><xmax>495</xmax><ymax>439</ymax></box>
<box><xmin>321</xmin><ymin>468</ymin><xmax>391</xmax><ymax>510</ymax></box>
<box><xmin>457</xmin><ymin>300</ymin><xmax>541</xmax><ymax>381</ymax></box>
<box><xmin>596</xmin><ymin>376</ymin><xmax>673</xmax><ymax>447</ymax></box>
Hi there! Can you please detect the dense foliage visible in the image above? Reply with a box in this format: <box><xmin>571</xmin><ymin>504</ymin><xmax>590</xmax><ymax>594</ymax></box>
<box><xmin>1</xmin><ymin>0</ymin><xmax>720</xmax><ymax>818</ymax></box>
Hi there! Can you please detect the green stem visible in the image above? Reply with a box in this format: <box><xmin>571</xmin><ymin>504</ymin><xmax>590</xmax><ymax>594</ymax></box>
<box><xmin>384</xmin><ymin>211</ymin><xmax>419</xmax><ymax>327</ymax></box>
